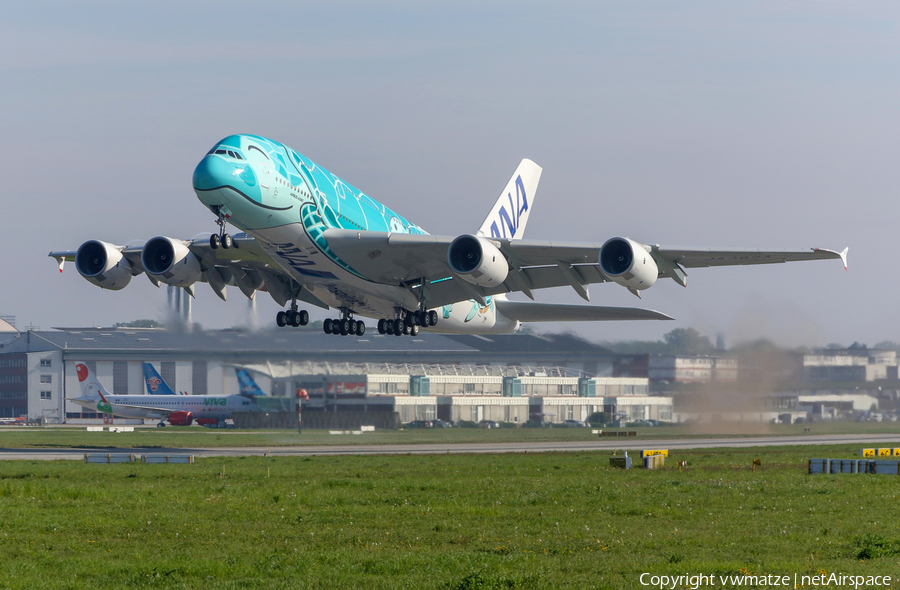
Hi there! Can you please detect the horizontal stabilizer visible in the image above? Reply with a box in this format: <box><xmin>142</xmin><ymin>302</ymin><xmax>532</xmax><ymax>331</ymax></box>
<box><xmin>495</xmin><ymin>300</ymin><xmax>674</xmax><ymax>322</ymax></box>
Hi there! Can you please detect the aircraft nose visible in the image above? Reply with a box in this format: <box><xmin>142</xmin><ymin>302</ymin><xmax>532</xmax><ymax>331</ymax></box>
<box><xmin>192</xmin><ymin>155</ymin><xmax>233</xmax><ymax>191</ymax></box>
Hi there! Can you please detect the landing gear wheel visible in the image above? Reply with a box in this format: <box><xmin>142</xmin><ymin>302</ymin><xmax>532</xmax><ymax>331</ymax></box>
<box><xmin>394</xmin><ymin>322</ymin><xmax>404</xmax><ymax>336</ymax></box>
<box><xmin>377</xmin><ymin>319</ymin><xmax>386</xmax><ymax>334</ymax></box>
<box><xmin>428</xmin><ymin>310</ymin><xmax>438</xmax><ymax>326</ymax></box>
<box><xmin>276</xmin><ymin>311</ymin><xmax>286</xmax><ymax>327</ymax></box>
<box><xmin>410</xmin><ymin>324</ymin><xmax>419</xmax><ymax>336</ymax></box>
<box><xmin>290</xmin><ymin>311</ymin><xmax>302</xmax><ymax>327</ymax></box>
<box><xmin>403</xmin><ymin>323</ymin><xmax>411</xmax><ymax>335</ymax></box>
<box><xmin>340</xmin><ymin>319</ymin><xmax>351</xmax><ymax>335</ymax></box>
<box><xmin>156</xmin><ymin>423</ymin><xmax>166</xmax><ymax>428</ymax></box>
<box><xmin>210</xmin><ymin>234</ymin><xmax>221</xmax><ymax>249</ymax></box>
<box><xmin>332</xmin><ymin>320</ymin><xmax>342</xmax><ymax>335</ymax></box>
<box><xmin>323</xmin><ymin>318</ymin><xmax>333</xmax><ymax>334</ymax></box>
<box><xmin>356</xmin><ymin>321</ymin><xmax>366</xmax><ymax>336</ymax></box>
<box><xmin>299</xmin><ymin>310</ymin><xmax>309</xmax><ymax>326</ymax></box>
<box><xmin>222</xmin><ymin>233</ymin><xmax>233</xmax><ymax>249</ymax></box>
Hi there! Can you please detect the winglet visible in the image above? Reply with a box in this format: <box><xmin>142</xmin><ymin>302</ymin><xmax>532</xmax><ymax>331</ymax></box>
<box><xmin>813</xmin><ymin>247</ymin><xmax>848</xmax><ymax>271</ymax></box>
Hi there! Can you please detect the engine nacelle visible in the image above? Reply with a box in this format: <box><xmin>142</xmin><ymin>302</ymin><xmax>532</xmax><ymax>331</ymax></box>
<box><xmin>75</xmin><ymin>240</ymin><xmax>134</xmax><ymax>290</ymax></box>
<box><xmin>141</xmin><ymin>237</ymin><xmax>202</xmax><ymax>287</ymax></box>
<box><xmin>168</xmin><ymin>411</ymin><xmax>193</xmax><ymax>426</ymax></box>
<box><xmin>447</xmin><ymin>235</ymin><xmax>509</xmax><ymax>288</ymax></box>
<box><xmin>598</xmin><ymin>237</ymin><xmax>658</xmax><ymax>291</ymax></box>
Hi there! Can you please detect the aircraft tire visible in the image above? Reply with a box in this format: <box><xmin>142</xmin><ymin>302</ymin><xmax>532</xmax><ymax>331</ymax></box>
<box><xmin>210</xmin><ymin>234</ymin><xmax>221</xmax><ymax>249</ymax></box>
<box><xmin>428</xmin><ymin>310</ymin><xmax>438</xmax><ymax>326</ymax></box>
<box><xmin>394</xmin><ymin>323</ymin><xmax>403</xmax><ymax>336</ymax></box>
<box><xmin>340</xmin><ymin>319</ymin><xmax>351</xmax><ymax>334</ymax></box>
<box><xmin>377</xmin><ymin>319</ymin><xmax>386</xmax><ymax>334</ymax></box>
<box><xmin>276</xmin><ymin>311</ymin><xmax>286</xmax><ymax>327</ymax></box>
<box><xmin>299</xmin><ymin>310</ymin><xmax>309</xmax><ymax>325</ymax></box>
<box><xmin>410</xmin><ymin>324</ymin><xmax>419</xmax><ymax>336</ymax></box>
<box><xmin>332</xmin><ymin>320</ymin><xmax>342</xmax><ymax>335</ymax></box>
<box><xmin>291</xmin><ymin>311</ymin><xmax>302</xmax><ymax>327</ymax></box>
<box><xmin>403</xmin><ymin>323</ymin><xmax>411</xmax><ymax>335</ymax></box>
<box><xmin>357</xmin><ymin>321</ymin><xmax>366</xmax><ymax>336</ymax></box>
<box><xmin>222</xmin><ymin>233</ymin><xmax>233</xmax><ymax>249</ymax></box>
<box><xmin>323</xmin><ymin>318</ymin><xmax>333</xmax><ymax>334</ymax></box>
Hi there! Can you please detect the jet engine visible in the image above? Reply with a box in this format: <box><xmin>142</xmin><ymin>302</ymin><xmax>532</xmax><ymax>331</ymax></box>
<box><xmin>141</xmin><ymin>237</ymin><xmax>202</xmax><ymax>287</ymax></box>
<box><xmin>167</xmin><ymin>411</ymin><xmax>193</xmax><ymax>426</ymax></box>
<box><xmin>447</xmin><ymin>235</ymin><xmax>509</xmax><ymax>287</ymax></box>
<box><xmin>598</xmin><ymin>237</ymin><xmax>658</xmax><ymax>291</ymax></box>
<box><xmin>75</xmin><ymin>240</ymin><xmax>134</xmax><ymax>290</ymax></box>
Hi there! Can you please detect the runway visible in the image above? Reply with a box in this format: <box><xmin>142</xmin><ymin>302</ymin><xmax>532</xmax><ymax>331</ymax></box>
<box><xmin>2</xmin><ymin>432</ymin><xmax>899</xmax><ymax>461</ymax></box>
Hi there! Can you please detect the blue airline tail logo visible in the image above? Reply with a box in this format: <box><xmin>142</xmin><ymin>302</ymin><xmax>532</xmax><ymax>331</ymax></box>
<box><xmin>237</xmin><ymin>368</ymin><xmax>266</xmax><ymax>397</ymax></box>
<box><xmin>490</xmin><ymin>176</ymin><xmax>528</xmax><ymax>239</ymax></box>
<box><xmin>142</xmin><ymin>363</ymin><xmax>177</xmax><ymax>395</ymax></box>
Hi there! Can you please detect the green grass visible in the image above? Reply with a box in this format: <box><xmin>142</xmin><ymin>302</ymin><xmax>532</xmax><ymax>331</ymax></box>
<box><xmin>2</xmin><ymin>420</ymin><xmax>900</xmax><ymax>449</ymax></box>
<box><xmin>0</xmin><ymin>445</ymin><xmax>897</xmax><ymax>588</ymax></box>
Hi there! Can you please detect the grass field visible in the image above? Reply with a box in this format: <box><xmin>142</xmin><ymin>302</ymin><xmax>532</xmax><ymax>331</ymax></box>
<box><xmin>1</xmin><ymin>444</ymin><xmax>899</xmax><ymax>588</ymax></box>
<box><xmin>2</xmin><ymin>420</ymin><xmax>900</xmax><ymax>450</ymax></box>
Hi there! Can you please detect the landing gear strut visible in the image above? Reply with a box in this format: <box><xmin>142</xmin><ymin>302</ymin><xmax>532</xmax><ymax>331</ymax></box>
<box><xmin>276</xmin><ymin>295</ymin><xmax>309</xmax><ymax>328</ymax></box>
<box><xmin>323</xmin><ymin>308</ymin><xmax>365</xmax><ymax>336</ymax></box>
<box><xmin>209</xmin><ymin>206</ymin><xmax>233</xmax><ymax>250</ymax></box>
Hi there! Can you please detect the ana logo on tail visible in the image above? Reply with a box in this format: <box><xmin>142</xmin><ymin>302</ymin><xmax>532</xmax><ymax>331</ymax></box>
<box><xmin>489</xmin><ymin>176</ymin><xmax>528</xmax><ymax>239</ymax></box>
<box><xmin>477</xmin><ymin>159</ymin><xmax>542</xmax><ymax>241</ymax></box>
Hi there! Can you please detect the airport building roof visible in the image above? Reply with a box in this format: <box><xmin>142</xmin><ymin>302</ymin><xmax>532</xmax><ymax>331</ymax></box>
<box><xmin>0</xmin><ymin>327</ymin><xmax>615</xmax><ymax>368</ymax></box>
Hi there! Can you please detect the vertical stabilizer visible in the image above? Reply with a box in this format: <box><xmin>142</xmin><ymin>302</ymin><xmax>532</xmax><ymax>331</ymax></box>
<box><xmin>476</xmin><ymin>159</ymin><xmax>542</xmax><ymax>240</ymax></box>
<box><xmin>142</xmin><ymin>363</ymin><xmax>177</xmax><ymax>395</ymax></box>
<box><xmin>236</xmin><ymin>368</ymin><xmax>266</xmax><ymax>397</ymax></box>
<box><xmin>75</xmin><ymin>363</ymin><xmax>111</xmax><ymax>401</ymax></box>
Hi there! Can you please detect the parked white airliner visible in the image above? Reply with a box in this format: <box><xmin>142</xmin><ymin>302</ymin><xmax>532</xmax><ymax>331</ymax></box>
<box><xmin>69</xmin><ymin>363</ymin><xmax>263</xmax><ymax>427</ymax></box>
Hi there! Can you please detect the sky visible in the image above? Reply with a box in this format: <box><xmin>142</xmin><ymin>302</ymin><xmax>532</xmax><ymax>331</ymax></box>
<box><xmin>1</xmin><ymin>1</ymin><xmax>897</xmax><ymax>348</ymax></box>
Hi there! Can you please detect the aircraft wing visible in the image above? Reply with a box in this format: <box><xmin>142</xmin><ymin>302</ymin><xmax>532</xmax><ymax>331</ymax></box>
<box><xmin>495</xmin><ymin>300</ymin><xmax>674</xmax><ymax>322</ymax></box>
<box><xmin>50</xmin><ymin>233</ymin><xmax>330</xmax><ymax>309</ymax></box>
<box><xmin>104</xmin><ymin>402</ymin><xmax>177</xmax><ymax>414</ymax></box>
<box><xmin>321</xmin><ymin>229</ymin><xmax>847</xmax><ymax>307</ymax></box>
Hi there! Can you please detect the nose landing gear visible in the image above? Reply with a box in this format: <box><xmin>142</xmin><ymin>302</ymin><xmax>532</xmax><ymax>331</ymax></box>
<box><xmin>209</xmin><ymin>206</ymin><xmax>233</xmax><ymax>250</ymax></box>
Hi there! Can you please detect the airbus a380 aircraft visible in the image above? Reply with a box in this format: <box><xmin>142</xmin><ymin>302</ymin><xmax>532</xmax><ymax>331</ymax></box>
<box><xmin>50</xmin><ymin>135</ymin><xmax>847</xmax><ymax>337</ymax></box>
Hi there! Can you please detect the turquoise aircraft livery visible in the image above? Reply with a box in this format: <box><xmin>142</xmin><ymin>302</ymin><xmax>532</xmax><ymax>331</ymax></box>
<box><xmin>51</xmin><ymin>134</ymin><xmax>848</xmax><ymax>338</ymax></box>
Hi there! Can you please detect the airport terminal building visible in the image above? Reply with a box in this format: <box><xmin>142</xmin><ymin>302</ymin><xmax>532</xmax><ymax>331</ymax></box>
<box><xmin>0</xmin><ymin>327</ymin><xmax>671</xmax><ymax>426</ymax></box>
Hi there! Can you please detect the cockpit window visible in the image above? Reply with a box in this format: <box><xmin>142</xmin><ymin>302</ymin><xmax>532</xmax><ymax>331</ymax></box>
<box><xmin>215</xmin><ymin>149</ymin><xmax>227</xmax><ymax>155</ymax></box>
<box><xmin>209</xmin><ymin>147</ymin><xmax>244</xmax><ymax>159</ymax></box>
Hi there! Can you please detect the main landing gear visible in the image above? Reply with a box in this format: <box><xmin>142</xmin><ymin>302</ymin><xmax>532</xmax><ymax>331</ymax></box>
<box><xmin>209</xmin><ymin>206</ymin><xmax>233</xmax><ymax>250</ymax></box>
<box><xmin>377</xmin><ymin>309</ymin><xmax>438</xmax><ymax>336</ymax></box>
<box><xmin>276</xmin><ymin>295</ymin><xmax>309</xmax><ymax>328</ymax></box>
<box><xmin>323</xmin><ymin>309</ymin><xmax>366</xmax><ymax>336</ymax></box>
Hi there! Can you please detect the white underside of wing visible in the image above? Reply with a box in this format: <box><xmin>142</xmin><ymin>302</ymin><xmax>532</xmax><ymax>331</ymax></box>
<box><xmin>496</xmin><ymin>300</ymin><xmax>674</xmax><ymax>322</ymax></box>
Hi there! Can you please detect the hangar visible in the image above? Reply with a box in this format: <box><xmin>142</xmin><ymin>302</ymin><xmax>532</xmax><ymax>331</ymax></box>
<box><xmin>0</xmin><ymin>326</ymin><xmax>671</xmax><ymax>426</ymax></box>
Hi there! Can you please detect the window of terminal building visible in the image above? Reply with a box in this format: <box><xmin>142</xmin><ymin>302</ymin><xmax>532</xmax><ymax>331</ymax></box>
<box><xmin>464</xmin><ymin>383</ymin><xmax>476</xmax><ymax>393</ymax></box>
<box><xmin>40</xmin><ymin>391</ymin><xmax>51</xmax><ymax>400</ymax></box>
<box><xmin>40</xmin><ymin>374</ymin><xmax>52</xmax><ymax>384</ymax></box>
<box><xmin>40</xmin><ymin>358</ymin><xmax>51</xmax><ymax>368</ymax></box>
<box><xmin>113</xmin><ymin>361</ymin><xmax>128</xmax><ymax>394</ymax></box>
<box><xmin>193</xmin><ymin>362</ymin><xmax>208</xmax><ymax>395</ymax></box>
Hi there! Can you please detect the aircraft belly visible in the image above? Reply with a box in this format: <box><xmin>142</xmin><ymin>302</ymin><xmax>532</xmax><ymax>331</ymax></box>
<box><xmin>420</xmin><ymin>297</ymin><xmax>519</xmax><ymax>334</ymax></box>
<box><xmin>249</xmin><ymin>223</ymin><xmax>419</xmax><ymax>317</ymax></box>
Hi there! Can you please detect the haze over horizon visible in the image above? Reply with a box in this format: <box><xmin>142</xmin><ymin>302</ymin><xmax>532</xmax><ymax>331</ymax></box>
<box><xmin>2</xmin><ymin>2</ymin><xmax>896</xmax><ymax>349</ymax></box>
